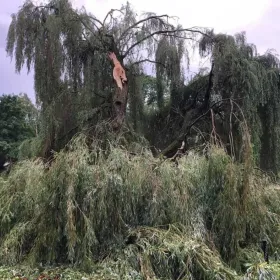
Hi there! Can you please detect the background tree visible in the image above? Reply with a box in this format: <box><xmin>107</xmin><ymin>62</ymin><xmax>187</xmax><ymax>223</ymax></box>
<box><xmin>0</xmin><ymin>94</ymin><xmax>37</xmax><ymax>169</ymax></box>
<box><xmin>198</xmin><ymin>32</ymin><xmax>280</xmax><ymax>171</ymax></box>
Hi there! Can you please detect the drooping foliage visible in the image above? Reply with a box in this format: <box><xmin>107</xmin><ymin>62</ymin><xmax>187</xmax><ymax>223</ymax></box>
<box><xmin>145</xmin><ymin>31</ymin><xmax>280</xmax><ymax>170</ymax></box>
<box><xmin>198</xmin><ymin>32</ymin><xmax>280</xmax><ymax>171</ymax></box>
<box><xmin>4</xmin><ymin>0</ymin><xmax>280</xmax><ymax>278</ymax></box>
<box><xmin>0</xmin><ymin>135</ymin><xmax>280</xmax><ymax>279</ymax></box>
<box><xmin>6</xmin><ymin>0</ymin><xmax>205</xmax><ymax>159</ymax></box>
<box><xmin>155</xmin><ymin>36</ymin><xmax>185</xmax><ymax>110</ymax></box>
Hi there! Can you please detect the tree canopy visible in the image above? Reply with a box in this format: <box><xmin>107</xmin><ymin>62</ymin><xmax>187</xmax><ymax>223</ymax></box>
<box><xmin>5</xmin><ymin>0</ymin><xmax>280</xmax><ymax>171</ymax></box>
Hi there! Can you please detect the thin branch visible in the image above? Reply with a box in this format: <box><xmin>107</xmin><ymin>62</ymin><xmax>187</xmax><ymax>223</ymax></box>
<box><xmin>87</xmin><ymin>14</ymin><xmax>103</xmax><ymax>27</ymax></box>
<box><xmin>162</xmin><ymin>34</ymin><xmax>198</xmax><ymax>42</ymax></box>
<box><xmin>103</xmin><ymin>9</ymin><xmax>123</xmax><ymax>26</ymax></box>
<box><xmin>129</xmin><ymin>59</ymin><xmax>166</xmax><ymax>68</ymax></box>
<box><xmin>210</xmin><ymin>108</ymin><xmax>222</xmax><ymax>145</ymax></box>
<box><xmin>81</xmin><ymin>31</ymin><xmax>100</xmax><ymax>51</ymax></box>
<box><xmin>75</xmin><ymin>13</ymin><xmax>99</xmax><ymax>37</ymax></box>
<box><xmin>229</xmin><ymin>98</ymin><xmax>235</xmax><ymax>159</ymax></box>
<box><xmin>34</xmin><ymin>5</ymin><xmax>51</xmax><ymax>10</ymax></box>
<box><xmin>117</xmin><ymin>14</ymin><xmax>171</xmax><ymax>44</ymax></box>
<box><xmin>123</xmin><ymin>28</ymin><xmax>210</xmax><ymax>58</ymax></box>
<box><xmin>76</xmin><ymin>12</ymin><xmax>115</xmax><ymax>53</ymax></box>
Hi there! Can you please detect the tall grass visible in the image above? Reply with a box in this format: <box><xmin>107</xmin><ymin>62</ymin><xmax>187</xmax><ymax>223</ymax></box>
<box><xmin>0</xmin><ymin>134</ymin><xmax>279</xmax><ymax>278</ymax></box>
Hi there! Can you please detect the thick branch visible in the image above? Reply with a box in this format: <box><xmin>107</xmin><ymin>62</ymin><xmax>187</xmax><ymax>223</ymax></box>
<box><xmin>159</xmin><ymin>99</ymin><xmax>228</xmax><ymax>157</ymax></box>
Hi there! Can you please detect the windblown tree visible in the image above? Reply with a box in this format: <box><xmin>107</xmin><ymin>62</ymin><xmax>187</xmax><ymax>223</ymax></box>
<box><xmin>6</xmin><ymin>0</ymin><xmax>208</xmax><ymax>158</ymax></box>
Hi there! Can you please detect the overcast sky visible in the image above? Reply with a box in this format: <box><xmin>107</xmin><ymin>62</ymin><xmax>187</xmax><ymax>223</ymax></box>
<box><xmin>0</xmin><ymin>0</ymin><xmax>279</xmax><ymax>103</ymax></box>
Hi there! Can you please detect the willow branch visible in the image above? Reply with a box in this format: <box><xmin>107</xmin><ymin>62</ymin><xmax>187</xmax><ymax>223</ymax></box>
<box><xmin>123</xmin><ymin>28</ymin><xmax>210</xmax><ymax>58</ymax></box>
<box><xmin>87</xmin><ymin>15</ymin><xmax>103</xmax><ymax>27</ymax></box>
<box><xmin>129</xmin><ymin>59</ymin><xmax>166</xmax><ymax>68</ymax></box>
<box><xmin>103</xmin><ymin>9</ymin><xmax>123</xmax><ymax>26</ymax></box>
<box><xmin>117</xmin><ymin>14</ymin><xmax>171</xmax><ymax>44</ymax></box>
<box><xmin>163</xmin><ymin>34</ymin><xmax>198</xmax><ymax>42</ymax></box>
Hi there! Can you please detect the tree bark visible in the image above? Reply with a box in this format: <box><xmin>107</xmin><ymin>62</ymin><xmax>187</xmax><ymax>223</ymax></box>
<box><xmin>111</xmin><ymin>82</ymin><xmax>128</xmax><ymax>131</ymax></box>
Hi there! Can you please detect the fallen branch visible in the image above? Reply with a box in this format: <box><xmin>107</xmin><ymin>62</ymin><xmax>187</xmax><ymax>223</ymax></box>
<box><xmin>158</xmin><ymin>99</ymin><xmax>229</xmax><ymax>157</ymax></box>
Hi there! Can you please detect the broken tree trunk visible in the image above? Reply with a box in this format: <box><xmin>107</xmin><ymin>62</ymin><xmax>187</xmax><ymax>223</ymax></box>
<box><xmin>108</xmin><ymin>52</ymin><xmax>128</xmax><ymax>131</ymax></box>
<box><xmin>111</xmin><ymin>82</ymin><xmax>128</xmax><ymax>130</ymax></box>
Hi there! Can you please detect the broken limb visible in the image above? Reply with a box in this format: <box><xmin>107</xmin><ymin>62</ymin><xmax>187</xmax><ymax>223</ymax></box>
<box><xmin>108</xmin><ymin>52</ymin><xmax>127</xmax><ymax>90</ymax></box>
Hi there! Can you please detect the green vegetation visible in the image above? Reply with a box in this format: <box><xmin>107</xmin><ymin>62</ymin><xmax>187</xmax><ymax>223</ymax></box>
<box><xmin>0</xmin><ymin>94</ymin><xmax>38</xmax><ymax>169</ymax></box>
<box><xmin>0</xmin><ymin>135</ymin><xmax>280</xmax><ymax>278</ymax></box>
<box><xmin>2</xmin><ymin>0</ymin><xmax>280</xmax><ymax>278</ymax></box>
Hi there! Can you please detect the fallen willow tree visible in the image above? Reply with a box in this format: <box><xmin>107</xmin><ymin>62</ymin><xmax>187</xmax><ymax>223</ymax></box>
<box><xmin>0</xmin><ymin>134</ymin><xmax>280</xmax><ymax>279</ymax></box>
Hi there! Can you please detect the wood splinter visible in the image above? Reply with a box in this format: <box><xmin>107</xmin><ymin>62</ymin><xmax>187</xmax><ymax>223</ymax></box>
<box><xmin>108</xmin><ymin>52</ymin><xmax>127</xmax><ymax>90</ymax></box>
